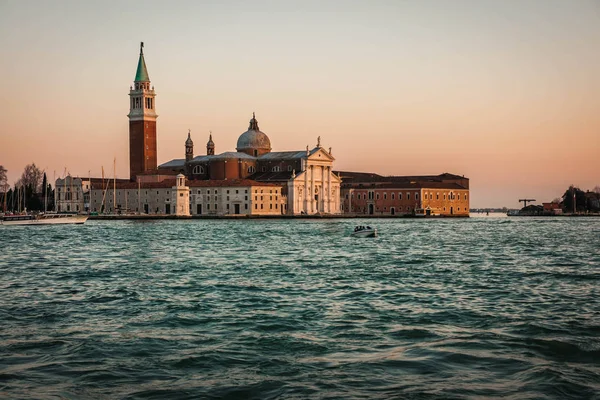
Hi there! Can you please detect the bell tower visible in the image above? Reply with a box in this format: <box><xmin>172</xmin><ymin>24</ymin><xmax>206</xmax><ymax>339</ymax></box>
<box><xmin>206</xmin><ymin>133</ymin><xmax>215</xmax><ymax>155</ymax></box>
<box><xmin>185</xmin><ymin>130</ymin><xmax>194</xmax><ymax>162</ymax></box>
<box><xmin>128</xmin><ymin>42</ymin><xmax>158</xmax><ymax>181</ymax></box>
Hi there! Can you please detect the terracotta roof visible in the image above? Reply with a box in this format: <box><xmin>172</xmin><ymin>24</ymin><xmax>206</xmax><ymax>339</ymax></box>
<box><xmin>89</xmin><ymin>178</ymin><xmax>281</xmax><ymax>190</ymax></box>
<box><xmin>336</xmin><ymin>170</ymin><xmax>469</xmax><ymax>189</ymax></box>
<box><xmin>90</xmin><ymin>180</ymin><xmax>175</xmax><ymax>190</ymax></box>
<box><xmin>346</xmin><ymin>181</ymin><xmax>467</xmax><ymax>190</ymax></box>
<box><xmin>187</xmin><ymin>179</ymin><xmax>280</xmax><ymax>187</ymax></box>
<box><xmin>251</xmin><ymin>171</ymin><xmax>296</xmax><ymax>182</ymax></box>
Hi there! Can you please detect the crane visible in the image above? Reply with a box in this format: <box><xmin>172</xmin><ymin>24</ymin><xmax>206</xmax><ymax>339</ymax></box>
<box><xmin>519</xmin><ymin>199</ymin><xmax>536</xmax><ymax>207</ymax></box>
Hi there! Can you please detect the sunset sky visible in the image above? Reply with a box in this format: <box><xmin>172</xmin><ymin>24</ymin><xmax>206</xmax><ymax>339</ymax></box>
<box><xmin>1</xmin><ymin>0</ymin><xmax>598</xmax><ymax>208</ymax></box>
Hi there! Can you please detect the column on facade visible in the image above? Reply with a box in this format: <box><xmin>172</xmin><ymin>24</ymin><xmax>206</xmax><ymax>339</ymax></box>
<box><xmin>310</xmin><ymin>165</ymin><xmax>315</xmax><ymax>214</ymax></box>
<box><xmin>348</xmin><ymin>188</ymin><xmax>352</xmax><ymax>214</ymax></box>
<box><xmin>303</xmin><ymin>166</ymin><xmax>308</xmax><ymax>213</ymax></box>
<box><xmin>327</xmin><ymin>166</ymin><xmax>331</xmax><ymax>213</ymax></box>
<box><xmin>317</xmin><ymin>165</ymin><xmax>327</xmax><ymax>212</ymax></box>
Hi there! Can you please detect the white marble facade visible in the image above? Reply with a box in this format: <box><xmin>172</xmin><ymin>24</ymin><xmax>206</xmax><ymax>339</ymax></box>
<box><xmin>287</xmin><ymin>147</ymin><xmax>341</xmax><ymax>215</ymax></box>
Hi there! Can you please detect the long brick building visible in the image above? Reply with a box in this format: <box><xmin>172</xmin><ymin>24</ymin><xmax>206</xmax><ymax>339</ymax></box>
<box><xmin>338</xmin><ymin>172</ymin><xmax>469</xmax><ymax>216</ymax></box>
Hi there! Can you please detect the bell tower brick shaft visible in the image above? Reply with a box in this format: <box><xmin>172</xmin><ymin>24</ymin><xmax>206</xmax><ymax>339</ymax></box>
<box><xmin>128</xmin><ymin>42</ymin><xmax>158</xmax><ymax>181</ymax></box>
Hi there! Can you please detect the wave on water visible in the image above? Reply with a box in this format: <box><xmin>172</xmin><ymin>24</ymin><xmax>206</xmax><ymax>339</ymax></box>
<box><xmin>1</xmin><ymin>217</ymin><xmax>599</xmax><ymax>399</ymax></box>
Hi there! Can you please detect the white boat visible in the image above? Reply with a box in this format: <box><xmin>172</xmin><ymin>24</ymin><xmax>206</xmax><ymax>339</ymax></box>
<box><xmin>351</xmin><ymin>226</ymin><xmax>377</xmax><ymax>237</ymax></box>
<box><xmin>1</xmin><ymin>213</ymin><xmax>88</xmax><ymax>226</ymax></box>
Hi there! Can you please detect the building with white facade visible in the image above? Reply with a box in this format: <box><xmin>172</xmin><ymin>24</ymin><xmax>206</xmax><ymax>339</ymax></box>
<box><xmin>159</xmin><ymin>115</ymin><xmax>341</xmax><ymax>215</ymax></box>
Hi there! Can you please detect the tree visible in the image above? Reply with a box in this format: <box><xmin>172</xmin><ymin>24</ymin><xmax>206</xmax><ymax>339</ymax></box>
<box><xmin>0</xmin><ymin>165</ymin><xmax>6</xmax><ymax>188</ymax></box>
<box><xmin>19</xmin><ymin>163</ymin><xmax>43</xmax><ymax>193</ymax></box>
<box><xmin>562</xmin><ymin>185</ymin><xmax>587</xmax><ymax>213</ymax></box>
<box><xmin>0</xmin><ymin>165</ymin><xmax>7</xmax><ymax>211</ymax></box>
<box><xmin>41</xmin><ymin>173</ymin><xmax>47</xmax><ymax>196</ymax></box>
<box><xmin>594</xmin><ymin>186</ymin><xmax>600</xmax><ymax>194</ymax></box>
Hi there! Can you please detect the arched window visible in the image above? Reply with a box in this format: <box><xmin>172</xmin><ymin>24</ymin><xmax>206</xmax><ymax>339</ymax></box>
<box><xmin>288</xmin><ymin>165</ymin><xmax>293</xmax><ymax>171</ymax></box>
<box><xmin>192</xmin><ymin>165</ymin><xmax>205</xmax><ymax>174</ymax></box>
<box><xmin>272</xmin><ymin>166</ymin><xmax>281</xmax><ymax>172</ymax></box>
<box><xmin>248</xmin><ymin>166</ymin><xmax>256</xmax><ymax>174</ymax></box>
<box><xmin>262</xmin><ymin>166</ymin><xmax>267</xmax><ymax>172</ymax></box>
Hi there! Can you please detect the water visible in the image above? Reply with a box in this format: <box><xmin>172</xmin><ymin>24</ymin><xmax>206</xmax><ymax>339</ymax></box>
<box><xmin>1</xmin><ymin>217</ymin><xmax>599</xmax><ymax>399</ymax></box>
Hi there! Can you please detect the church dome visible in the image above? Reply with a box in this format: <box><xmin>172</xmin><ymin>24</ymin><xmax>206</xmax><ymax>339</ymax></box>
<box><xmin>236</xmin><ymin>113</ymin><xmax>271</xmax><ymax>153</ymax></box>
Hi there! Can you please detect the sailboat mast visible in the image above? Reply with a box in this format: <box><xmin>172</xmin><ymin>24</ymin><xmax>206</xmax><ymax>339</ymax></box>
<box><xmin>44</xmin><ymin>172</ymin><xmax>47</xmax><ymax>213</ymax></box>
<box><xmin>3</xmin><ymin>181</ymin><xmax>7</xmax><ymax>212</ymax></box>
<box><xmin>101</xmin><ymin>166</ymin><xmax>107</xmax><ymax>213</ymax></box>
<box><xmin>53</xmin><ymin>171</ymin><xmax>56</xmax><ymax>211</ymax></box>
<box><xmin>63</xmin><ymin>168</ymin><xmax>67</xmax><ymax>213</ymax></box>
<box><xmin>113</xmin><ymin>157</ymin><xmax>116</xmax><ymax>213</ymax></box>
<box><xmin>69</xmin><ymin>172</ymin><xmax>73</xmax><ymax>213</ymax></box>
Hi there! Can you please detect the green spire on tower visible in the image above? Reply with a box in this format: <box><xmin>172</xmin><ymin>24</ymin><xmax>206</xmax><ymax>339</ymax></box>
<box><xmin>134</xmin><ymin>42</ymin><xmax>150</xmax><ymax>82</ymax></box>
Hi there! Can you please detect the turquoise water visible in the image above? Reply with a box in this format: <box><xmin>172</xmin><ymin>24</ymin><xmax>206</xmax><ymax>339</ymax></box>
<box><xmin>1</xmin><ymin>217</ymin><xmax>599</xmax><ymax>399</ymax></box>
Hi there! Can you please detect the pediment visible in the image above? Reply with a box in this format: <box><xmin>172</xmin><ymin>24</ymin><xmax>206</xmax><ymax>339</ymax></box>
<box><xmin>307</xmin><ymin>147</ymin><xmax>335</xmax><ymax>162</ymax></box>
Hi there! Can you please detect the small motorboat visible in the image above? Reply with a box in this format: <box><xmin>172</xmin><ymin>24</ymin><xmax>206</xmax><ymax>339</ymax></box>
<box><xmin>351</xmin><ymin>225</ymin><xmax>377</xmax><ymax>237</ymax></box>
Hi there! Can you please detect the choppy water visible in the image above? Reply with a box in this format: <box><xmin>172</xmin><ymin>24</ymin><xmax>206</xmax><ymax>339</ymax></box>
<box><xmin>1</xmin><ymin>217</ymin><xmax>599</xmax><ymax>399</ymax></box>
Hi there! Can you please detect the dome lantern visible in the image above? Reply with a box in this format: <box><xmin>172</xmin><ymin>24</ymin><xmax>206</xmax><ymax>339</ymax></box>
<box><xmin>236</xmin><ymin>112</ymin><xmax>271</xmax><ymax>157</ymax></box>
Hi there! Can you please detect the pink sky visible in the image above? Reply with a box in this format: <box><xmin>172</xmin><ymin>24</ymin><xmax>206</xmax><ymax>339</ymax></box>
<box><xmin>1</xmin><ymin>1</ymin><xmax>598</xmax><ymax>208</ymax></box>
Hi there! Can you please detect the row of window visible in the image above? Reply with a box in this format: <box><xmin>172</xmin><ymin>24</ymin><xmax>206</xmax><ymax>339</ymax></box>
<box><xmin>202</xmin><ymin>203</ymin><xmax>250</xmax><ymax>211</ymax></box>
<box><xmin>134</xmin><ymin>83</ymin><xmax>150</xmax><ymax>91</ymax></box>
<box><xmin>254</xmin><ymin>189</ymin><xmax>278</xmax><ymax>194</ymax></box>
<box><xmin>192</xmin><ymin>202</ymin><xmax>283</xmax><ymax>213</ymax></box>
<box><xmin>130</xmin><ymin>97</ymin><xmax>153</xmax><ymax>110</ymax></box>
<box><xmin>195</xmin><ymin>189</ymin><xmax>249</xmax><ymax>194</ymax></box>
<box><xmin>192</xmin><ymin>195</ymin><xmax>250</xmax><ymax>202</ymax></box>
<box><xmin>191</xmin><ymin>165</ymin><xmax>295</xmax><ymax>174</ymax></box>
<box><xmin>350</xmin><ymin>191</ymin><xmax>468</xmax><ymax>201</ymax></box>
<box><xmin>357</xmin><ymin>192</ymin><xmax>419</xmax><ymax>201</ymax></box>
<box><xmin>254</xmin><ymin>196</ymin><xmax>278</xmax><ymax>201</ymax></box>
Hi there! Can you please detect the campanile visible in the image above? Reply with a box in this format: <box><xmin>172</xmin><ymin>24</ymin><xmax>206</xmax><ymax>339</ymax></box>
<box><xmin>128</xmin><ymin>42</ymin><xmax>157</xmax><ymax>181</ymax></box>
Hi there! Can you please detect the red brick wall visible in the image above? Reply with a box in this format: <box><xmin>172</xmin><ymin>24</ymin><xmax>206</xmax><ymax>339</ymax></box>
<box><xmin>129</xmin><ymin>120</ymin><xmax>157</xmax><ymax>180</ymax></box>
<box><xmin>341</xmin><ymin>188</ymin><xmax>470</xmax><ymax>216</ymax></box>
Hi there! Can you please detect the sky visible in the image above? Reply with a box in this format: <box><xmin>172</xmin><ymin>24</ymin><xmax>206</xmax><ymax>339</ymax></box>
<box><xmin>0</xmin><ymin>0</ymin><xmax>598</xmax><ymax>208</ymax></box>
